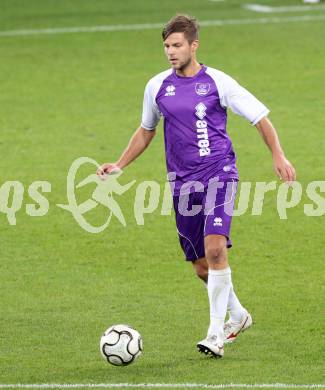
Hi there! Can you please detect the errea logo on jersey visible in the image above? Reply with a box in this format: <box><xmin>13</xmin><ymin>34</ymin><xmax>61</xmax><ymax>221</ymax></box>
<box><xmin>195</xmin><ymin>102</ymin><xmax>210</xmax><ymax>157</ymax></box>
<box><xmin>165</xmin><ymin>85</ymin><xmax>176</xmax><ymax>96</ymax></box>
<box><xmin>195</xmin><ymin>102</ymin><xmax>211</xmax><ymax>157</ymax></box>
<box><xmin>195</xmin><ymin>102</ymin><xmax>206</xmax><ymax>120</ymax></box>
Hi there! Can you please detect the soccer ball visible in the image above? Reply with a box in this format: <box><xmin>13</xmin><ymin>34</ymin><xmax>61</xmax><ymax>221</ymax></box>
<box><xmin>100</xmin><ymin>324</ymin><xmax>143</xmax><ymax>366</ymax></box>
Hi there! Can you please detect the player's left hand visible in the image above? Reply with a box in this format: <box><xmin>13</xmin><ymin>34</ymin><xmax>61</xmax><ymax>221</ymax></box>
<box><xmin>273</xmin><ymin>153</ymin><xmax>296</xmax><ymax>185</ymax></box>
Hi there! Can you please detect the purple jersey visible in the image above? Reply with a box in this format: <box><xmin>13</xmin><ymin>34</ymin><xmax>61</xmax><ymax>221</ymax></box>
<box><xmin>141</xmin><ymin>65</ymin><xmax>269</xmax><ymax>195</ymax></box>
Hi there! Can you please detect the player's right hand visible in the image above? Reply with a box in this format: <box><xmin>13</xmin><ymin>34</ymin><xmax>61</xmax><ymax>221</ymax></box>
<box><xmin>96</xmin><ymin>163</ymin><xmax>122</xmax><ymax>180</ymax></box>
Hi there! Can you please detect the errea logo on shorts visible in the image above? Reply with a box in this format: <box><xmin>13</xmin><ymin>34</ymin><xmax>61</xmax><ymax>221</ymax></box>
<box><xmin>213</xmin><ymin>217</ymin><xmax>223</xmax><ymax>227</ymax></box>
<box><xmin>165</xmin><ymin>85</ymin><xmax>176</xmax><ymax>96</ymax></box>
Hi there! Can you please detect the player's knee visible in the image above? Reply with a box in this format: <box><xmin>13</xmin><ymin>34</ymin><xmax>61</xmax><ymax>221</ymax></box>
<box><xmin>205</xmin><ymin>242</ymin><xmax>225</xmax><ymax>263</ymax></box>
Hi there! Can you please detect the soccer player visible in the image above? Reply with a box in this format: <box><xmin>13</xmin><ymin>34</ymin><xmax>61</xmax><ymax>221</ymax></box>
<box><xmin>97</xmin><ymin>15</ymin><xmax>296</xmax><ymax>358</ymax></box>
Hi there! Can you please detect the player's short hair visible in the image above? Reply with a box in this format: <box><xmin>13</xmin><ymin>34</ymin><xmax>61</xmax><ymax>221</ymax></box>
<box><xmin>162</xmin><ymin>14</ymin><xmax>199</xmax><ymax>43</ymax></box>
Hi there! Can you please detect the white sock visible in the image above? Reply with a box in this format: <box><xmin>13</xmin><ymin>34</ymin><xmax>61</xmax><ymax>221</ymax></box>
<box><xmin>207</xmin><ymin>267</ymin><xmax>231</xmax><ymax>341</ymax></box>
<box><xmin>227</xmin><ymin>285</ymin><xmax>246</xmax><ymax>323</ymax></box>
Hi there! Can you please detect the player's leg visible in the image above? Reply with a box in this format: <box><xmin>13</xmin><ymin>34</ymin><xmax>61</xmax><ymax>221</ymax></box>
<box><xmin>192</xmin><ymin>257</ymin><xmax>208</xmax><ymax>283</ymax></box>
<box><xmin>192</xmin><ymin>255</ymin><xmax>250</xmax><ymax>341</ymax></box>
<box><xmin>197</xmin><ymin>234</ymin><xmax>230</xmax><ymax>357</ymax></box>
<box><xmin>205</xmin><ymin>235</ymin><xmax>252</xmax><ymax>344</ymax></box>
<box><xmin>197</xmin><ymin>179</ymin><xmax>250</xmax><ymax>356</ymax></box>
<box><xmin>173</xmin><ymin>185</ymin><xmax>250</xmax><ymax>356</ymax></box>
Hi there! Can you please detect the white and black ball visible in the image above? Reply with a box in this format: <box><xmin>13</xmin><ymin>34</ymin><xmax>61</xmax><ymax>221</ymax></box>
<box><xmin>100</xmin><ymin>324</ymin><xmax>143</xmax><ymax>366</ymax></box>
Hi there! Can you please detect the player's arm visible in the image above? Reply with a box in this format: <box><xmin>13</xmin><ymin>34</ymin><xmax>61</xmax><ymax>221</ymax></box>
<box><xmin>96</xmin><ymin>126</ymin><xmax>156</xmax><ymax>178</ymax></box>
<box><xmin>255</xmin><ymin>117</ymin><xmax>296</xmax><ymax>184</ymax></box>
<box><xmin>97</xmin><ymin>78</ymin><xmax>161</xmax><ymax>179</ymax></box>
<box><xmin>217</xmin><ymin>71</ymin><xmax>296</xmax><ymax>184</ymax></box>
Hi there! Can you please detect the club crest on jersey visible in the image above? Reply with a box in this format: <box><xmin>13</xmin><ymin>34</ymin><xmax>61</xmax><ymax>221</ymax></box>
<box><xmin>195</xmin><ymin>83</ymin><xmax>210</xmax><ymax>96</ymax></box>
<box><xmin>165</xmin><ymin>85</ymin><xmax>176</xmax><ymax>96</ymax></box>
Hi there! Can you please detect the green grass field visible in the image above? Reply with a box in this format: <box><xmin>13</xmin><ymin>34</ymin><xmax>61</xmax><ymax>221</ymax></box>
<box><xmin>0</xmin><ymin>1</ymin><xmax>324</xmax><ymax>389</ymax></box>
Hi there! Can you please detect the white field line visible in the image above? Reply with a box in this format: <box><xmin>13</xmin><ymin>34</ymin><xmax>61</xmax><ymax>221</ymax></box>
<box><xmin>0</xmin><ymin>384</ymin><xmax>324</xmax><ymax>389</ymax></box>
<box><xmin>0</xmin><ymin>14</ymin><xmax>325</xmax><ymax>37</ymax></box>
<box><xmin>244</xmin><ymin>4</ymin><xmax>325</xmax><ymax>13</ymax></box>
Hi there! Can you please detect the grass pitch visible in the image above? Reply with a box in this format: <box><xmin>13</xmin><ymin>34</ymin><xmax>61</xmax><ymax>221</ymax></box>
<box><xmin>0</xmin><ymin>1</ymin><xmax>324</xmax><ymax>389</ymax></box>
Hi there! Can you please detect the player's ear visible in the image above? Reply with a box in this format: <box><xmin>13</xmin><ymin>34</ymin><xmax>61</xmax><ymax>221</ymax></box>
<box><xmin>191</xmin><ymin>40</ymin><xmax>199</xmax><ymax>52</ymax></box>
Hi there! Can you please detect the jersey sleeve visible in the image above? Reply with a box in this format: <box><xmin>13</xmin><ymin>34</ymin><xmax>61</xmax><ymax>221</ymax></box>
<box><xmin>140</xmin><ymin>79</ymin><xmax>161</xmax><ymax>131</ymax></box>
<box><xmin>207</xmin><ymin>68</ymin><xmax>270</xmax><ymax>125</ymax></box>
<box><xmin>220</xmin><ymin>74</ymin><xmax>270</xmax><ymax>125</ymax></box>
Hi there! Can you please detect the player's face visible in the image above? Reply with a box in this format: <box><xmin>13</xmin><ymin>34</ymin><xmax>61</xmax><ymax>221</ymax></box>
<box><xmin>163</xmin><ymin>32</ymin><xmax>198</xmax><ymax>71</ymax></box>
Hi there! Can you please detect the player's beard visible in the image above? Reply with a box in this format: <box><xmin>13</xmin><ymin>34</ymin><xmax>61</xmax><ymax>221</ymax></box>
<box><xmin>174</xmin><ymin>55</ymin><xmax>192</xmax><ymax>72</ymax></box>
